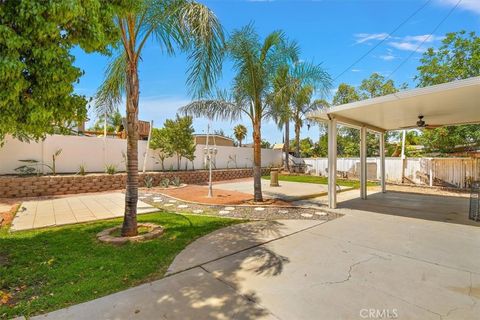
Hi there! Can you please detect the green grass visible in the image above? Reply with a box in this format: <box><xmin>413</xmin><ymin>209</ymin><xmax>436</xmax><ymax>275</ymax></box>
<box><xmin>0</xmin><ymin>212</ymin><xmax>241</xmax><ymax>319</ymax></box>
<box><xmin>262</xmin><ymin>174</ymin><xmax>378</xmax><ymax>188</ymax></box>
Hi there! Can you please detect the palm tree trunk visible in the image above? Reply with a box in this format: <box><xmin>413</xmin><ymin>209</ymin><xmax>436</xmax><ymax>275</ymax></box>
<box><xmin>253</xmin><ymin>119</ymin><xmax>263</xmax><ymax>202</ymax></box>
<box><xmin>284</xmin><ymin>121</ymin><xmax>290</xmax><ymax>171</ymax></box>
<box><xmin>122</xmin><ymin>61</ymin><xmax>139</xmax><ymax>237</ymax></box>
<box><xmin>295</xmin><ymin>122</ymin><xmax>301</xmax><ymax>158</ymax></box>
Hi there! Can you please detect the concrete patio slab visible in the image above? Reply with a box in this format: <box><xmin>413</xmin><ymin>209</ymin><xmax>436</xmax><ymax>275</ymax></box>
<box><xmin>29</xmin><ymin>204</ymin><xmax>480</xmax><ymax>320</ymax></box>
<box><xmin>11</xmin><ymin>192</ymin><xmax>157</xmax><ymax>231</ymax></box>
<box><xmin>167</xmin><ymin>219</ymin><xmax>326</xmax><ymax>274</ymax></box>
<box><xmin>214</xmin><ymin>179</ymin><xmax>349</xmax><ymax>201</ymax></box>
<box><xmin>30</xmin><ymin>267</ymin><xmax>276</xmax><ymax>320</ymax></box>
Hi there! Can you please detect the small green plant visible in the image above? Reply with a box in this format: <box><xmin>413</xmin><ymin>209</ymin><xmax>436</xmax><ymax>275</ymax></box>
<box><xmin>78</xmin><ymin>164</ymin><xmax>87</xmax><ymax>176</ymax></box>
<box><xmin>172</xmin><ymin>176</ymin><xmax>181</xmax><ymax>187</ymax></box>
<box><xmin>105</xmin><ymin>164</ymin><xmax>117</xmax><ymax>175</ymax></box>
<box><xmin>169</xmin><ymin>164</ymin><xmax>174</xmax><ymax>172</ymax></box>
<box><xmin>144</xmin><ymin>176</ymin><xmax>154</xmax><ymax>188</ymax></box>
<box><xmin>51</xmin><ymin>149</ymin><xmax>62</xmax><ymax>176</ymax></box>
<box><xmin>160</xmin><ymin>178</ymin><xmax>170</xmax><ymax>188</ymax></box>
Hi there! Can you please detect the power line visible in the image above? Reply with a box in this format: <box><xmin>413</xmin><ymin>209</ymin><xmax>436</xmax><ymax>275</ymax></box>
<box><xmin>333</xmin><ymin>0</ymin><xmax>433</xmax><ymax>82</ymax></box>
<box><xmin>386</xmin><ymin>0</ymin><xmax>462</xmax><ymax>80</ymax></box>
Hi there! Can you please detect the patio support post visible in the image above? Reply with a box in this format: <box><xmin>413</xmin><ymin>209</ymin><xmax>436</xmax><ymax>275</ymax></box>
<box><xmin>360</xmin><ymin>126</ymin><xmax>367</xmax><ymax>200</ymax></box>
<box><xmin>379</xmin><ymin>132</ymin><xmax>386</xmax><ymax>193</ymax></box>
<box><xmin>328</xmin><ymin>118</ymin><xmax>337</xmax><ymax>209</ymax></box>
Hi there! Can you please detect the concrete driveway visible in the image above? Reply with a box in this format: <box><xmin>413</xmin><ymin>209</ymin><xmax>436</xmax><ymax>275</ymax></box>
<box><xmin>32</xmin><ymin>194</ymin><xmax>480</xmax><ymax>320</ymax></box>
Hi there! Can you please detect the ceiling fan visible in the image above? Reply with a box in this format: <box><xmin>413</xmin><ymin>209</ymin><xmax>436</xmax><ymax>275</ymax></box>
<box><xmin>399</xmin><ymin>115</ymin><xmax>442</xmax><ymax>130</ymax></box>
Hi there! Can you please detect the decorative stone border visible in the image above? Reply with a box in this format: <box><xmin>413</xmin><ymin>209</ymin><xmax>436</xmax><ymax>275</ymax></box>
<box><xmin>97</xmin><ymin>223</ymin><xmax>164</xmax><ymax>245</ymax></box>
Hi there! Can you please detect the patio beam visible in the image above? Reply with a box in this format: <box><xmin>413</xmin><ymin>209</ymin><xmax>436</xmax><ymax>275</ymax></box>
<box><xmin>379</xmin><ymin>132</ymin><xmax>386</xmax><ymax>193</ymax></box>
<box><xmin>329</xmin><ymin>114</ymin><xmax>386</xmax><ymax>133</ymax></box>
<box><xmin>328</xmin><ymin>118</ymin><xmax>337</xmax><ymax>209</ymax></box>
<box><xmin>360</xmin><ymin>126</ymin><xmax>367</xmax><ymax>200</ymax></box>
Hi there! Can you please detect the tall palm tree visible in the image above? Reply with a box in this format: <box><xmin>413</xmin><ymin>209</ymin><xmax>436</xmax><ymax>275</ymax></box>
<box><xmin>95</xmin><ymin>0</ymin><xmax>224</xmax><ymax>236</ymax></box>
<box><xmin>271</xmin><ymin>61</ymin><xmax>331</xmax><ymax>161</ymax></box>
<box><xmin>233</xmin><ymin>124</ymin><xmax>247</xmax><ymax>147</ymax></box>
<box><xmin>180</xmin><ymin>25</ymin><xmax>298</xmax><ymax>202</ymax></box>
<box><xmin>270</xmin><ymin>65</ymin><xmax>293</xmax><ymax>170</ymax></box>
<box><xmin>292</xmin><ymin>85</ymin><xmax>330</xmax><ymax>157</ymax></box>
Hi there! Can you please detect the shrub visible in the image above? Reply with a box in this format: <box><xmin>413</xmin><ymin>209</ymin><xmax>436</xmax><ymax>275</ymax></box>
<box><xmin>78</xmin><ymin>164</ymin><xmax>87</xmax><ymax>176</ymax></box>
<box><xmin>160</xmin><ymin>178</ymin><xmax>170</xmax><ymax>188</ymax></box>
<box><xmin>172</xmin><ymin>176</ymin><xmax>181</xmax><ymax>187</ymax></box>
<box><xmin>105</xmin><ymin>164</ymin><xmax>117</xmax><ymax>175</ymax></box>
<box><xmin>144</xmin><ymin>176</ymin><xmax>154</xmax><ymax>188</ymax></box>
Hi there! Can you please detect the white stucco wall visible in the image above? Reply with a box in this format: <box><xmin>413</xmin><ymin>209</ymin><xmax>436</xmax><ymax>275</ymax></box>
<box><xmin>0</xmin><ymin>135</ymin><xmax>282</xmax><ymax>175</ymax></box>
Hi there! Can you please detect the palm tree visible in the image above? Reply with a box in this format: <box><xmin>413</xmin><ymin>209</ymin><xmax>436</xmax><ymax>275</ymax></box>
<box><xmin>233</xmin><ymin>124</ymin><xmax>247</xmax><ymax>147</ymax></box>
<box><xmin>95</xmin><ymin>0</ymin><xmax>224</xmax><ymax>236</ymax></box>
<box><xmin>292</xmin><ymin>85</ymin><xmax>330</xmax><ymax>157</ymax></box>
<box><xmin>270</xmin><ymin>61</ymin><xmax>331</xmax><ymax>162</ymax></box>
<box><xmin>270</xmin><ymin>65</ymin><xmax>293</xmax><ymax>170</ymax></box>
<box><xmin>180</xmin><ymin>25</ymin><xmax>298</xmax><ymax>202</ymax></box>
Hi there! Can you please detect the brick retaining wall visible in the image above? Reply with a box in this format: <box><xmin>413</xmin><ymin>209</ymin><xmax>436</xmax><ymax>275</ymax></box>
<box><xmin>0</xmin><ymin>168</ymin><xmax>270</xmax><ymax>198</ymax></box>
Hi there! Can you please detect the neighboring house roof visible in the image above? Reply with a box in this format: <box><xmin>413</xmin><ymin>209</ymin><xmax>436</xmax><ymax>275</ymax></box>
<box><xmin>194</xmin><ymin>134</ymin><xmax>234</xmax><ymax>146</ymax></box>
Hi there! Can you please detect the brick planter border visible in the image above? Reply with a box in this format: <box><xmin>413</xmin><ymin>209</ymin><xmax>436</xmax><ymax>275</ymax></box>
<box><xmin>0</xmin><ymin>168</ymin><xmax>270</xmax><ymax>198</ymax></box>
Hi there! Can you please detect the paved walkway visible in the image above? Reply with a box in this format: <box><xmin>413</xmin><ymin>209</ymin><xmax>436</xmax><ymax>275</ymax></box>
<box><xmin>29</xmin><ymin>201</ymin><xmax>480</xmax><ymax>320</ymax></box>
<box><xmin>11</xmin><ymin>192</ymin><xmax>157</xmax><ymax>231</ymax></box>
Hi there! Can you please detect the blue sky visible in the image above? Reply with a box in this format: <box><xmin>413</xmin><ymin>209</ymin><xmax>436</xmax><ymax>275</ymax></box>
<box><xmin>73</xmin><ymin>0</ymin><xmax>480</xmax><ymax>145</ymax></box>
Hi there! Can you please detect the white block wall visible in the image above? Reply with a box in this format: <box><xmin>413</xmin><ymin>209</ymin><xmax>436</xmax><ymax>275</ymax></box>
<box><xmin>0</xmin><ymin>135</ymin><xmax>282</xmax><ymax>174</ymax></box>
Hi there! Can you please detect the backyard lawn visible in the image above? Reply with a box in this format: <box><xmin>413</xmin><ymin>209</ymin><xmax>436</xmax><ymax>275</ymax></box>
<box><xmin>262</xmin><ymin>174</ymin><xmax>378</xmax><ymax>188</ymax></box>
<box><xmin>0</xmin><ymin>212</ymin><xmax>241</xmax><ymax>319</ymax></box>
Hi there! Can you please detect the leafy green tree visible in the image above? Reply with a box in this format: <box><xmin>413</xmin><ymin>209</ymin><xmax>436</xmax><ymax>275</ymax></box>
<box><xmin>149</xmin><ymin>127</ymin><xmax>173</xmax><ymax>171</ymax></box>
<box><xmin>416</xmin><ymin>30</ymin><xmax>480</xmax><ymax>153</ymax></box>
<box><xmin>95</xmin><ymin>0</ymin><xmax>224</xmax><ymax>236</ymax></box>
<box><xmin>181</xmin><ymin>25</ymin><xmax>298</xmax><ymax>202</ymax></box>
<box><xmin>330</xmin><ymin>75</ymin><xmax>402</xmax><ymax>157</ymax></box>
<box><xmin>261</xmin><ymin>140</ymin><xmax>272</xmax><ymax>149</ymax></box>
<box><xmin>233</xmin><ymin>124</ymin><xmax>247</xmax><ymax>147</ymax></box>
<box><xmin>164</xmin><ymin>115</ymin><xmax>196</xmax><ymax>170</ymax></box>
<box><xmin>90</xmin><ymin>110</ymin><xmax>123</xmax><ymax>133</ymax></box>
<box><xmin>359</xmin><ymin>72</ymin><xmax>400</xmax><ymax>99</ymax></box>
<box><xmin>291</xmin><ymin>137</ymin><xmax>316</xmax><ymax>158</ymax></box>
<box><xmin>0</xmin><ymin>0</ymin><xmax>122</xmax><ymax>143</ymax></box>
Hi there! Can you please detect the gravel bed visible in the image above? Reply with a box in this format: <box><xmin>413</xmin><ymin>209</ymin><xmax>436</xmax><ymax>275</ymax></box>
<box><xmin>140</xmin><ymin>191</ymin><xmax>340</xmax><ymax>221</ymax></box>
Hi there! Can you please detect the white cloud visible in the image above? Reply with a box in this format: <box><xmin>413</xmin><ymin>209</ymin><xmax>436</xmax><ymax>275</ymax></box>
<box><xmin>351</xmin><ymin>69</ymin><xmax>361</xmax><ymax>72</ymax></box>
<box><xmin>355</xmin><ymin>33</ymin><xmax>444</xmax><ymax>52</ymax></box>
<box><xmin>354</xmin><ymin>33</ymin><xmax>390</xmax><ymax>44</ymax></box>
<box><xmin>378</xmin><ymin>49</ymin><xmax>396</xmax><ymax>61</ymax></box>
<box><xmin>388</xmin><ymin>34</ymin><xmax>443</xmax><ymax>52</ymax></box>
<box><xmin>435</xmin><ymin>0</ymin><xmax>480</xmax><ymax>14</ymax></box>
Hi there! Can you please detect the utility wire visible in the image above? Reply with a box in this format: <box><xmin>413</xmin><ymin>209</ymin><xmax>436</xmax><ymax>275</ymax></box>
<box><xmin>333</xmin><ymin>0</ymin><xmax>433</xmax><ymax>82</ymax></box>
<box><xmin>386</xmin><ymin>0</ymin><xmax>462</xmax><ymax>80</ymax></box>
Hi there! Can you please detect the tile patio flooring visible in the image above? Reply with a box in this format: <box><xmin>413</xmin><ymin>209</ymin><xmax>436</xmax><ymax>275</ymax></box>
<box><xmin>11</xmin><ymin>192</ymin><xmax>157</xmax><ymax>231</ymax></box>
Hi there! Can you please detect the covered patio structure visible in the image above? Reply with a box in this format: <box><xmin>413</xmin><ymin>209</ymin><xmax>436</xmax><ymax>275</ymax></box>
<box><xmin>308</xmin><ymin>76</ymin><xmax>480</xmax><ymax>209</ymax></box>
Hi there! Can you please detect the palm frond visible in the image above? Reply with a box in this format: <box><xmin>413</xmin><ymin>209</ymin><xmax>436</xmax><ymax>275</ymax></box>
<box><xmin>177</xmin><ymin>1</ymin><xmax>225</xmax><ymax>98</ymax></box>
<box><xmin>94</xmin><ymin>51</ymin><xmax>126</xmax><ymax>116</ymax></box>
<box><xmin>292</xmin><ymin>60</ymin><xmax>332</xmax><ymax>97</ymax></box>
<box><xmin>179</xmin><ymin>99</ymin><xmax>242</xmax><ymax>122</ymax></box>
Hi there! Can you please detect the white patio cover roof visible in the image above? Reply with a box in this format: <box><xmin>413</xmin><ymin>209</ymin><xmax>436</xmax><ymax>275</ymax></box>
<box><xmin>308</xmin><ymin>76</ymin><xmax>480</xmax><ymax>132</ymax></box>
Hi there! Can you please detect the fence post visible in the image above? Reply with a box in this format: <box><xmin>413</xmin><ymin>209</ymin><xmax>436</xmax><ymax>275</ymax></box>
<box><xmin>429</xmin><ymin>159</ymin><xmax>433</xmax><ymax>187</ymax></box>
